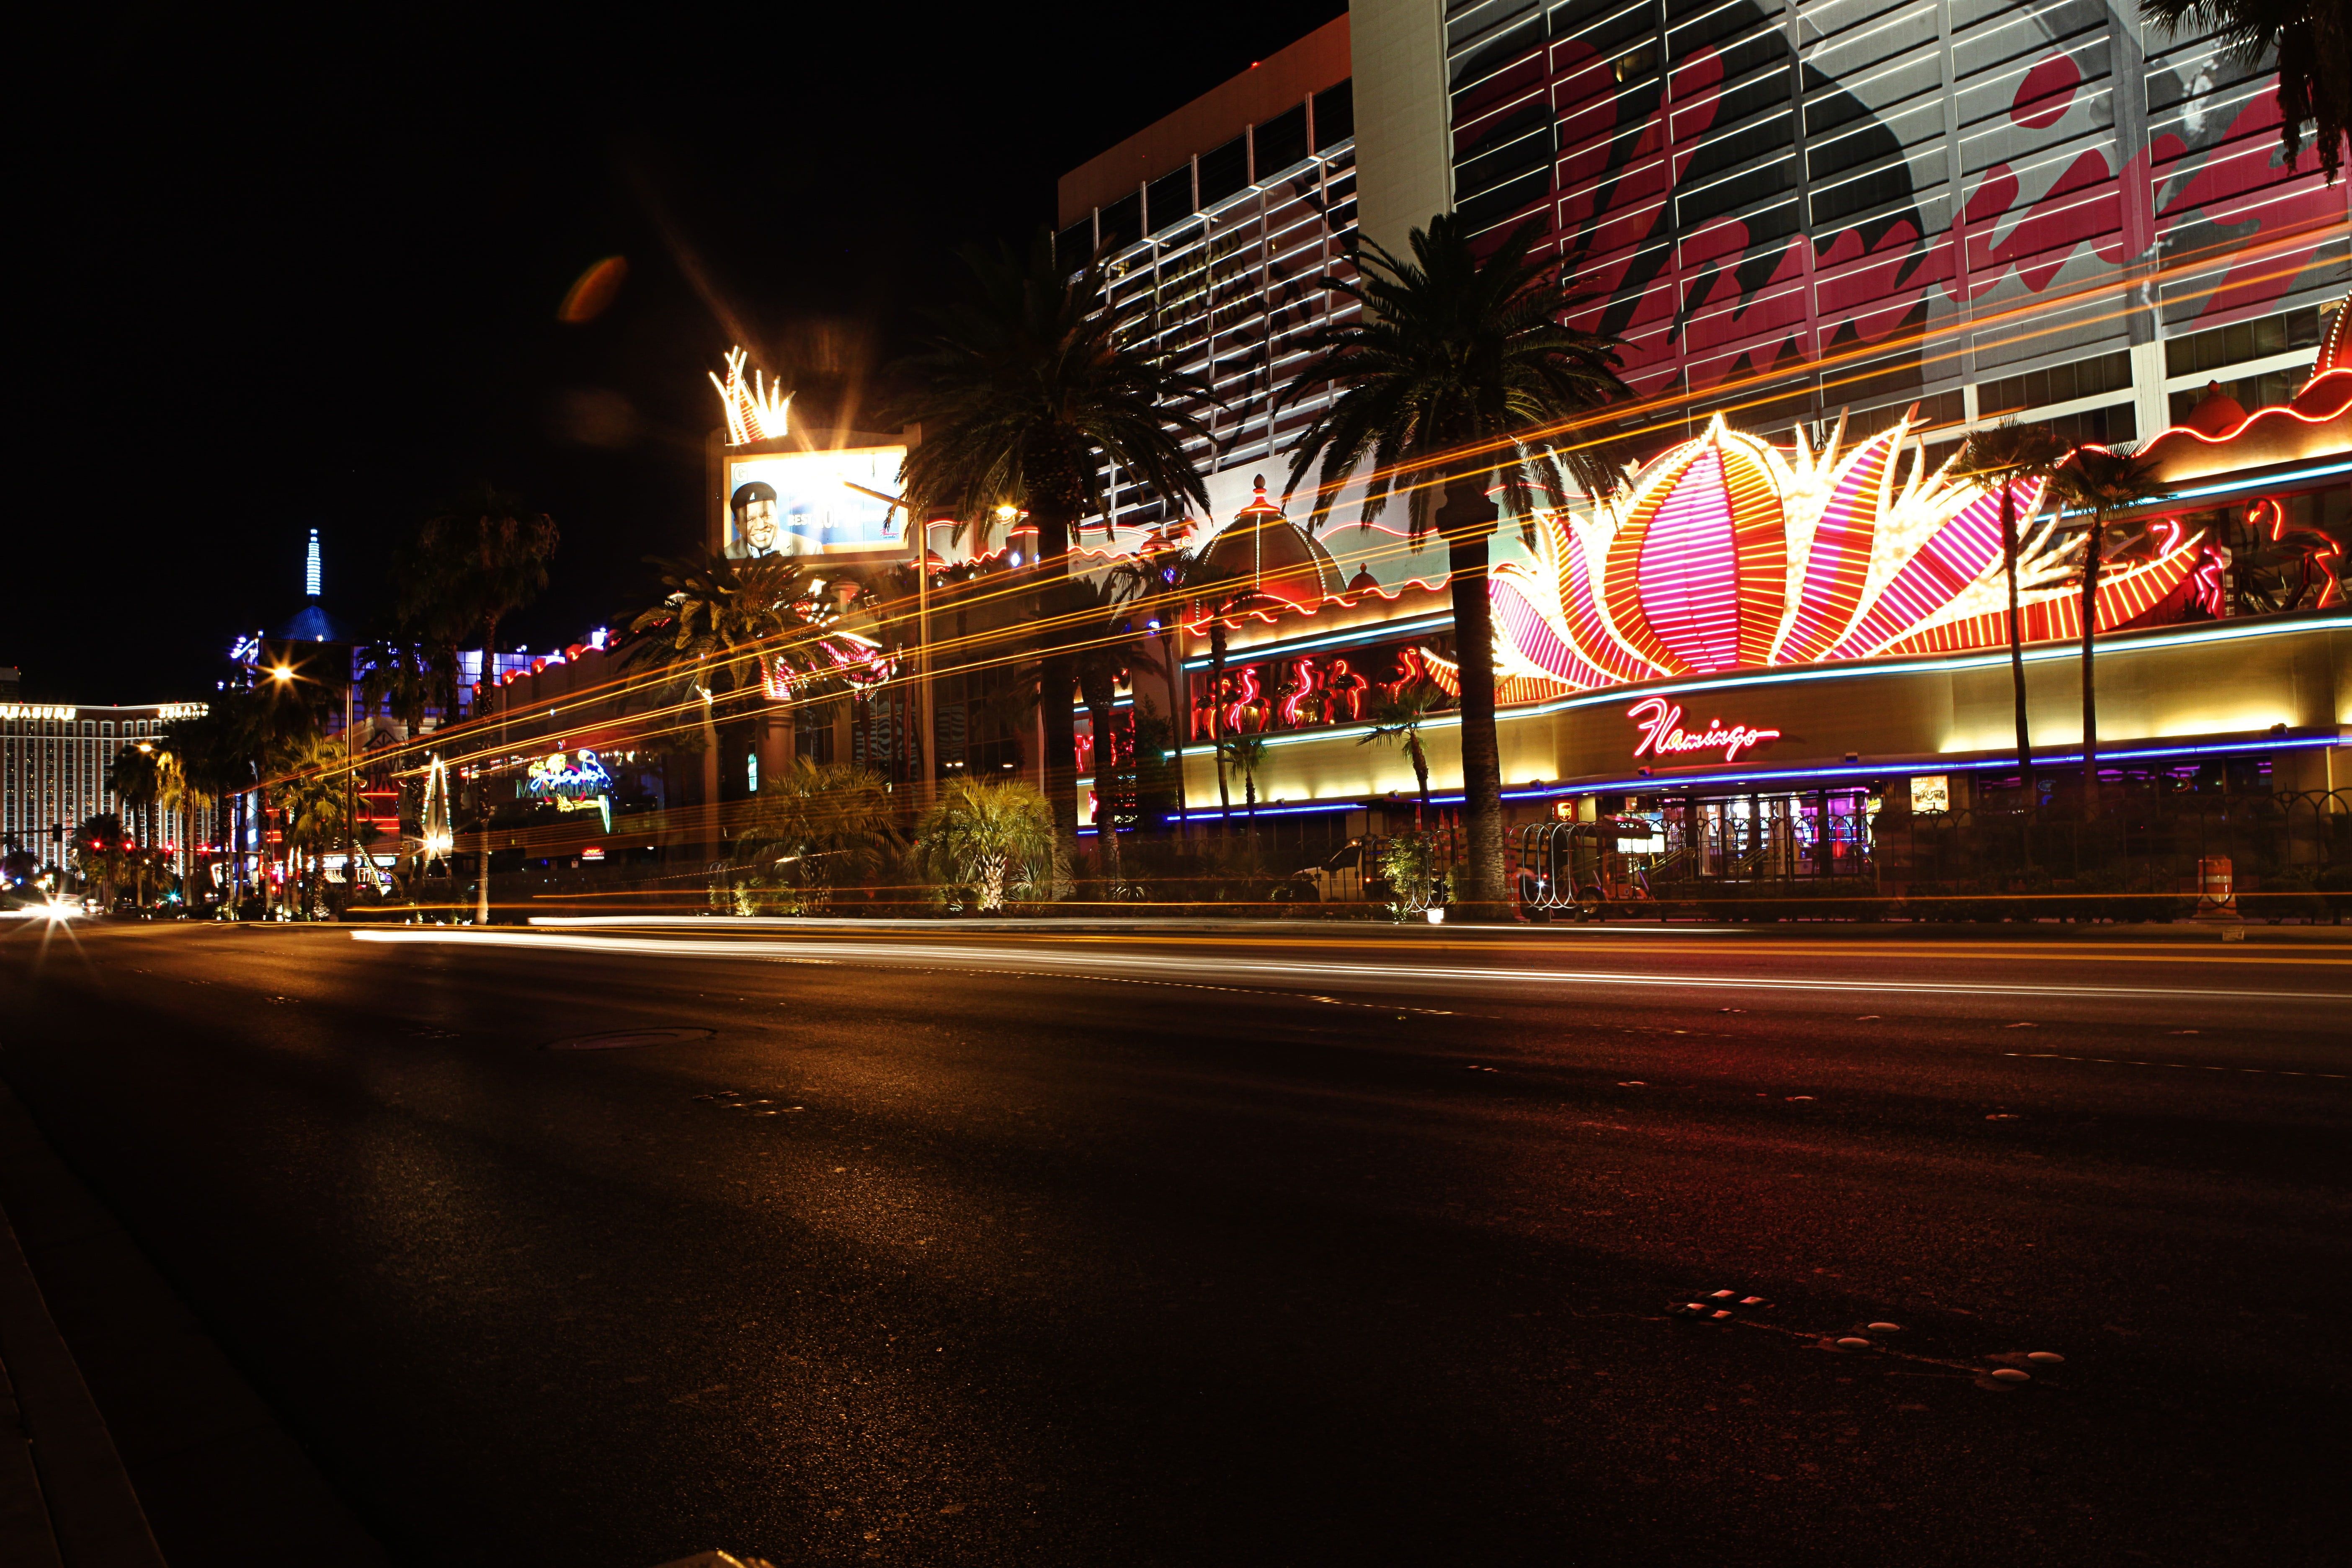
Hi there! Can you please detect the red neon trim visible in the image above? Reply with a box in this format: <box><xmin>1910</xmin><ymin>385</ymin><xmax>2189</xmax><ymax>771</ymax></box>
<box><xmin>2139</xmin><ymin>367</ymin><xmax>2351</xmax><ymax>450</ymax></box>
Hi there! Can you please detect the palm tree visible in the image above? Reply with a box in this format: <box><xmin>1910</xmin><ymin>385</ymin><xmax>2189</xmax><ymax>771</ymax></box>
<box><xmin>269</xmin><ymin>733</ymin><xmax>353</xmax><ymax>917</ymax></box>
<box><xmin>1043</xmin><ymin>576</ymin><xmax>1167</xmax><ymax>893</ymax></box>
<box><xmin>1278</xmin><ymin>214</ymin><xmax>1629</xmax><ymax>919</ymax></box>
<box><xmin>1173</xmin><ymin>554</ymin><xmax>1251</xmax><ymax>826</ymax></box>
<box><xmin>727</xmin><ymin>758</ymin><xmax>900</xmax><ymax>913</ymax></box>
<box><xmin>357</xmin><ymin>634</ymin><xmax>457</xmax><ymax>739</ymax></box>
<box><xmin>106</xmin><ymin>743</ymin><xmax>161</xmax><ymax>856</ymax></box>
<box><xmin>1220</xmin><ymin>732</ymin><xmax>1269</xmax><ymax>858</ymax></box>
<box><xmin>1955</xmin><ymin>421</ymin><xmax>2069</xmax><ymax>802</ymax></box>
<box><xmin>2052</xmin><ymin>443</ymin><xmax>2169</xmax><ymax>818</ymax></box>
<box><xmin>168</xmin><ymin>708</ymin><xmax>248</xmax><ymax>908</ymax></box>
<box><xmin>406</xmin><ymin>485</ymin><xmax>560</xmax><ymax>717</ymax></box>
<box><xmin>625</xmin><ymin>547</ymin><xmax>857</xmax><ymax>861</ymax></box>
<box><xmin>890</xmin><ymin>231</ymin><xmax>1215</xmax><ymax>874</ymax></box>
<box><xmin>2144</xmin><ymin>0</ymin><xmax>2347</xmax><ymax>184</ymax></box>
<box><xmin>1117</xmin><ymin>527</ymin><xmax>1199</xmax><ymax>828</ymax></box>
<box><xmin>70</xmin><ymin>814</ymin><xmax>132</xmax><ymax>909</ymax></box>
<box><xmin>1358</xmin><ymin>680</ymin><xmax>1442</xmax><ymax>826</ymax></box>
<box><xmin>912</xmin><ymin>776</ymin><xmax>1059</xmax><ymax>914</ymax></box>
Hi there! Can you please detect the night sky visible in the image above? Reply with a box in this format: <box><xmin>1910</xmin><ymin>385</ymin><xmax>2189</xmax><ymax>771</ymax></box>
<box><xmin>14</xmin><ymin>3</ymin><xmax>1347</xmax><ymax>704</ymax></box>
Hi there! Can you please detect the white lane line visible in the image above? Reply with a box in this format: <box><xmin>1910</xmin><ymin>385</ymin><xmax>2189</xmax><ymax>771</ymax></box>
<box><xmin>2004</xmin><ymin>1052</ymin><xmax>2344</xmax><ymax>1080</ymax></box>
<box><xmin>351</xmin><ymin>928</ymin><xmax>2352</xmax><ymax>1006</ymax></box>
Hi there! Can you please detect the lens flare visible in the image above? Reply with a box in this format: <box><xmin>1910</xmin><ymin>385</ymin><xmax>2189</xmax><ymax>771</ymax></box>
<box><xmin>557</xmin><ymin>255</ymin><xmax>629</xmax><ymax>323</ymax></box>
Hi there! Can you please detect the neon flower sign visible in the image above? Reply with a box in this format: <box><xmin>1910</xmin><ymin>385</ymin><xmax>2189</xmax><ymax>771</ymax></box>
<box><xmin>1422</xmin><ymin>412</ymin><xmax>2202</xmax><ymax>706</ymax></box>
<box><xmin>1627</xmin><ymin>697</ymin><xmax>1781</xmax><ymax>763</ymax></box>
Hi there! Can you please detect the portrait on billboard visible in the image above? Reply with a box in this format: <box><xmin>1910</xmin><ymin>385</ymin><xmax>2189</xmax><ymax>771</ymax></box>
<box><xmin>722</xmin><ymin>446</ymin><xmax>909</xmax><ymax>561</ymax></box>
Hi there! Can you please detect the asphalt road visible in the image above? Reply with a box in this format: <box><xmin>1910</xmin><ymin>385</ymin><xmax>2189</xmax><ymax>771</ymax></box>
<box><xmin>1</xmin><ymin>917</ymin><xmax>2347</xmax><ymax>1567</ymax></box>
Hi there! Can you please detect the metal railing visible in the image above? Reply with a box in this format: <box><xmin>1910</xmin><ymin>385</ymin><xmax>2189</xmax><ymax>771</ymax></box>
<box><xmin>1520</xmin><ymin>790</ymin><xmax>2352</xmax><ymax>922</ymax></box>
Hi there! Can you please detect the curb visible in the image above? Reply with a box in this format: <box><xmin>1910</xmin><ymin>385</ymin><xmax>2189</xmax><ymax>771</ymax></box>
<box><xmin>0</xmin><ymin>1081</ymin><xmax>389</xmax><ymax>1565</ymax></box>
<box><xmin>0</xmin><ymin>1154</ymin><xmax>162</xmax><ymax>1568</ymax></box>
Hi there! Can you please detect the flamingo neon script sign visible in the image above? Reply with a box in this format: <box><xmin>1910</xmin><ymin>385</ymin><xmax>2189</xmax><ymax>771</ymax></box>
<box><xmin>1627</xmin><ymin>696</ymin><xmax>1781</xmax><ymax>763</ymax></box>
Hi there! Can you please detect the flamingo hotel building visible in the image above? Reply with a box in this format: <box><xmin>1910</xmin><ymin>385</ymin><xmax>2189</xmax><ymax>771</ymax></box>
<box><xmin>481</xmin><ymin>3</ymin><xmax>2350</xmax><ymax>900</ymax></box>
<box><xmin>1034</xmin><ymin>1</ymin><xmax>2350</xmax><ymax>874</ymax></box>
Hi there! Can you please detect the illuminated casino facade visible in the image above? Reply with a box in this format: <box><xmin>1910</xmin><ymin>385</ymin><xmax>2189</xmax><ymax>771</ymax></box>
<box><xmin>1050</xmin><ymin>3</ymin><xmax>2350</xmax><ymax>867</ymax></box>
<box><xmin>477</xmin><ymin>4</ymin><xmax>2348</xmax><ymax>898</ymax></box>
<box><xmin>0</xmin><ymin>691</ymin><xmax>216</xmax><ymax>878</ymax></box>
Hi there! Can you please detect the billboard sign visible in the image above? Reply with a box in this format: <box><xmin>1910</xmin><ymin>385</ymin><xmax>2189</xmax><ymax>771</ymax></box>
<box><xmin>722</xmin><ymin>446</ymin><xmax>910</xmax><ymax>563</ymax></box>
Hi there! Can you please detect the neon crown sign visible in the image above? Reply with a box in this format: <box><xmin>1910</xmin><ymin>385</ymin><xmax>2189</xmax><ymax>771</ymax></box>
<box><xmin>1424</xmin><ymin>411</ymin><xmax>2200</xmax><ymax>706</ymax></box>
<box><xmin>710</xmin><ymin>346</ymin><xmax>792</xmax><ymax>447</ymax></box>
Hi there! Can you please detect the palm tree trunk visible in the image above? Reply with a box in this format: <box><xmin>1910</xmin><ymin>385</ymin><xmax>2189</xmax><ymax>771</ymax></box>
<box><xmin>1208</xmin><ymin>624</ymin><xmax>1231</xmax><ymax>828</ymax></box>
<box><xmin>1033</xmin><ymin>511</ymin><xmax>1081</xmax><ymax>882</ymax></box>
<box><xmin>1088</xmin><ymin>697</ymin><xmax>1123</xmax><ymax>890</ymax></box>
<box><xmin>1447</xmin><ymin>529</ymin><xmax>1509</xmax><ymax>922</ymax></box>
<box><xmin>1411</xmin><ymin>740</ymin><xmax>1430</xmax><ymax>828</ymax></box>
<box><xmin>2001</xmin><ymin>482</ymin><xmax>2035</xmax><ymax>803</ymax></box>
<box><xmin>1163</xmin><ymin>628</ymin><xmax>1188</xmax><ymax>830</ymax></box>
<box><xmin>2079</xmin><ymin>513</ymin><xmax>2104</xmax><ymax>821</ymax></box>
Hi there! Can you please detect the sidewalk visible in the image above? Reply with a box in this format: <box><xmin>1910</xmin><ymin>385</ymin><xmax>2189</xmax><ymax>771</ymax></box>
<box><xmin>0</xmin><ymin>1080</ymin><xmax>388</xmax><ymax>1566</ymax></box>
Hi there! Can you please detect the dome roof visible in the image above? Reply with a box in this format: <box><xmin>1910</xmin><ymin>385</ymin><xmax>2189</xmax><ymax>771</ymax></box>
<box><xmin>277</xmin><ymin>602</ymin><xmax>346</xmax><ymax>643</ymax></box>
<box><xmin>2183</xmin><ymin>380</ymin><xmax>2248</xmax><ymax>437</ymax></box>
<box><xmin>1196</xmin><ymin>476</ymin><xmax>1344</xmax><ymax>608</ymax></box>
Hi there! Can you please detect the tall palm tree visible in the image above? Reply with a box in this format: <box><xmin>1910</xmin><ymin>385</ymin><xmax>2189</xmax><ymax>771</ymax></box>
<box><xmin>1047</xmin><ymin>576</ymin><xmax>1167</xmax><ymax>893</ymax></box>
<box><xmin>1105</xmin><ymin>541</ymin><xmax>1197</xmax><ymax>828</ymax></box>
<box><xmin>624</xmin><ymin>547</ymin><xmax>858</xmax><ymax>854</ymax></box>
<box><xmin>889</xmin><ymin>231</ymin><xmax>1215</xmax><ymax>874</ymax></box>
<box><xmin>406</xmin><ymin>485</ymin><xmax>560</xmax><ymax>717</ymax></box>
<box><xmin>1955</xmin><ymin>421</ymin><xmax>2070</xmax><ymax>802</ymax></box>
<box><xmin>1358</xmin><ymin>680</ymin><xmax>1442</xmax><ymax>827</ymax></box>
<box><xmin>1173</xmin><ymin>554</ymin><xmax>1251</xmax><ymax>827</ymax></box>
<box><xmin>1220</xmin><ymin>732</ymin><xmax>1269</xmax><ymax>856</ymax></box>
<box><xmin>2144</xmin><ymin>0</ymin><xmax>2348</xmax><ymax>184</ymax></box>
<box><xmin>168</xmin><ymin>708</ymin><xmax>246</xmax><ymax>907</ymax></box>
<box><xmin>1279</xmin><ymin>214</ymin><xmax>1629</xmax><ymax>919</ymax></box>
<box><xmin>267</xmin><ymin>733</ymin><xmax>353</xmax><ymax>917</ymax></box>
<box><xmin>71</xmin><ymin>814</ymin><xmax>132</xmax><ymax>909</ymax></box>
<box><xmin>106</xmin><ymin>743</ymin><xmax>161</xmax><ymax>854</ymax></box>
<box><xmin>357</xmin><ymin>634</ymin><xmax>458</xmax><ymax>739</ymax></box>
<box><xmin>2053</xmin><ymin>444</ymin><xmax>2169</xmax><ymax>818</ymax></box>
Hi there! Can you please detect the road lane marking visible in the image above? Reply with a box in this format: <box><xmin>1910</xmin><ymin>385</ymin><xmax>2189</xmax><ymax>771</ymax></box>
<box><xmin>2004</xmin><ymin>1051</ymin><xmax>2344</xmax><ymax>1079</ymax></box>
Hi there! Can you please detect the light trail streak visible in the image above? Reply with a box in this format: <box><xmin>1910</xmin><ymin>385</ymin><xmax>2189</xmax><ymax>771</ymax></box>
<box><xmin>522</xmin><ymin>916</ymin><xmax>2352</xmax><ymax>967</ymax></box>
<box><xmin>353</xmin><ymin>928</ymin><xmax>2352</xmax><ymax>1005</ymax></box>
<box><xmin>268</xmin><ymin>216</ymin><xmax>2352</xmax><ymax>801</ymax></box>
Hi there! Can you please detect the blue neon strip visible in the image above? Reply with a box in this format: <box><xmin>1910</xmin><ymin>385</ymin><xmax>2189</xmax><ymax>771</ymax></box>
<box><xmin>1544</xmin><ymin>733</ymin><xmax>2342</xmax><ymax>797</ymax></box>
<box><xmin>1162</xmin><ymin>734</ymin><xmax>2341</xmax><ymax>819</ymax></box>
<box><xmin>1506</xmin><ymin>611</ymin><xmax>2352</xmax><ymax>722</ymax></box>
<box><xmin>2143</xmin><ymin>457</ymin><xmax>2352</xmax><ymax>508</ymax></box>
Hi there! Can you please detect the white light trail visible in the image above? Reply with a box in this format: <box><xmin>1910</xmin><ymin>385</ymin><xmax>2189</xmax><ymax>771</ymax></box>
<box><xmin>350</xmin><ymin>928</ymin><xmax>2352</xmax><ymax>1006</ymax></box>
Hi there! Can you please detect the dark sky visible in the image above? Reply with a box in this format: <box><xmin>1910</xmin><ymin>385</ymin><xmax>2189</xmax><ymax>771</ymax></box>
<box><xmin>13</xmin><ymin>3</ymin><xmax>1347</xmax><ymax>704</ymax></box>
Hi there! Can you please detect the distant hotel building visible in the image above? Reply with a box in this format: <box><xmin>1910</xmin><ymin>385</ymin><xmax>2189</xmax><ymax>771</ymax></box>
<box><xmin>0</xmin><ymin>668</ymin><xmax>213</xmax><ymax>877</ymax></box>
